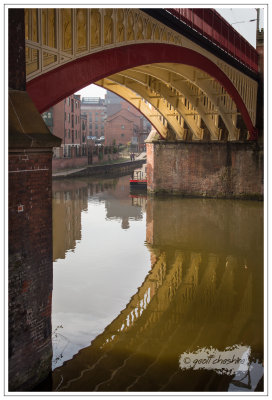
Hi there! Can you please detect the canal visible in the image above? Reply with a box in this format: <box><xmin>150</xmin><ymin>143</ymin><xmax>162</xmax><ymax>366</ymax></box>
<box><xmin>51</xmin><ymin>174</ymin><xmax>263</xmax><ymax>392</ymax></box>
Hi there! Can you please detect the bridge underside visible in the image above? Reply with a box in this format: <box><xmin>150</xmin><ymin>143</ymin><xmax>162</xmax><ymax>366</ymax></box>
<box><xmin>95</xmin><ymin>63</ymin><xmax>246</xmax><ymax>141</ymax></box>
<box><xmin>25</xmin><ymin>8</ymin><xmax>259</xmax><ymax>141</ymax></box>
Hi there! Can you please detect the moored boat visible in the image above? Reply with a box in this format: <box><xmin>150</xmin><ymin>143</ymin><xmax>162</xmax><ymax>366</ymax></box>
<box><xmin>130</xmin><ymin>164</ymin><xmax>147</xmax><ymax>190</ymax></box>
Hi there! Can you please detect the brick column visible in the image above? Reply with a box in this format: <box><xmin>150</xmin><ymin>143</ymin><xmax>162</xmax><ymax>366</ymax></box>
<box><xmin>9</xmin><ymin>93</ymin><xmax>61</xmax><ymax>391</ymax></box>
<box><xmin>8</xmin><ymin>9</ymin><xmax>61</xmax><ymax>390</ymax></box>
<box><xmin>9</xmin><ymin>148</ymin><xmax>53</xmax><ymax>390</ymax></box>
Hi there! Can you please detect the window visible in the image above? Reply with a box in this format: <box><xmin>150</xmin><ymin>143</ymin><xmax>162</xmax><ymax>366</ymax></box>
<box><xmin>68</xmin><ymin>114</ymin><xmax>70</xmax><ymax>122</ymax></box>
<box><xmin>121</xmin><ymin>125</ymin><xmax>125</xmax><ymax>129</ymax></box>
<box><xmin>68</xmin><ymin>129</ymin><xmax>70</xmax><ymax>138</ymax></box>
<box><xmin>121</xmin><ymin>133</ymin><xmax>125</xmax><ymax>137</ymax></box>
<box><xmin>65</xmin><ymin>112</ymin><xmax>66</xmax><ymax>121</ymax></box>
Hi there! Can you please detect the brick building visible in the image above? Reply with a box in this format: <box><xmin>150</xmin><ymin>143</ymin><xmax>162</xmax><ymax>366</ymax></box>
<box><xmin>42</xmin><ymin>94</ymin><xmax>84</xmax><ymax>157</ymax></box>
<box><xmin>81</xmin><ymin>97</ymin><xmax>106</xmax><ymax>139</ymax></box>
<box><xmin>42</xmin><ymin>91</ymin><xmax>151</xmax><ymax>156</ymax></box>
<box><xmin>105</xmin><ymin>91</ymin><xmax>151</xmax><ymax>131</ymax></box>
<box><xmin>104</xmin><ymin>91</ymin><xmax>151</xmax><ymax>150</ymax></box>
<box><xmin>105</xmin><ymin>107</ymin><xmax>150</xmax><ymax>151</ymax></box>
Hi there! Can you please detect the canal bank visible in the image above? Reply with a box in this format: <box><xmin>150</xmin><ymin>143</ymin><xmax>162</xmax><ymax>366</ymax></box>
<box><xmin>52</xmin><ymin>159</ymin><xmax>146</xmax><ymax>180</ymax></box>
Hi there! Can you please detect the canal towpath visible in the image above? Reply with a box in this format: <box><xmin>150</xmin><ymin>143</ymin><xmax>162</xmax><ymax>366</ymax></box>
<box><xmin>52</xmin><ymin>152</ymin><xmax>146</xmax><ymax>179</ymax></box>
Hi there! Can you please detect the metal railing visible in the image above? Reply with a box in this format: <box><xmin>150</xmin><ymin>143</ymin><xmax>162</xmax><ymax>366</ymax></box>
<box><xmin>166</xmin><ymin>8</ymin><xmax>259</xmax><ymax>73</ymax></box>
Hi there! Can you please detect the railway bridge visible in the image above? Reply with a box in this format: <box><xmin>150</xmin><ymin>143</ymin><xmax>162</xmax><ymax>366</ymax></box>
<box><xmin>8</xmin><ymin>8</ymin><xmax>264</xmax><ymax>390</ymax></box>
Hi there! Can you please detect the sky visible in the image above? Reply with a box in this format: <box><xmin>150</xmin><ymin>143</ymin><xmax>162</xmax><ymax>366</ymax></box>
<box><xmin>76</xmin><ymin>7</ymin><xmax>265</xmax><ymax>99</ymax></box>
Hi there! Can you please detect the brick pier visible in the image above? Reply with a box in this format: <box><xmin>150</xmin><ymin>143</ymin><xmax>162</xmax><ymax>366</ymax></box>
<box><xmin>146</xmin><ymin>141</ymin><xmax>263</xmax><ymax>199</ymax></box>
<box><xmin>8</xmin><ymin>90</ymin><xmax>61</xmax><ymax>390</ymax></box>
<box><xmin>8</xmin><ymin>9</ymin><xmax>61</xmax><ymax>390</ymax></box>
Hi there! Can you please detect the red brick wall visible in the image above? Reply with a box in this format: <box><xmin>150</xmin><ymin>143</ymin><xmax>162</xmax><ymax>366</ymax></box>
<box><xmin>147</xmin><ymin>141</ymin><xmax>263</xmax><ymax>199</ymax></box>
<box><xmin>9</xmin><ymin>149</ymin><xmax>53</xmax><ymax>390</ymax></box>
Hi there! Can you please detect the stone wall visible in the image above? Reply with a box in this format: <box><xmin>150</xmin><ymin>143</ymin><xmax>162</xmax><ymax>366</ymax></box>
<box><xmin>146</xmin><ymin>141</ymin><xmax>263</xmax><ymax>199</ymax></box>
<box><xmin>9</xmin><ymin>149</ymin><xmax>53</xmax><ymax>390</ymax></box>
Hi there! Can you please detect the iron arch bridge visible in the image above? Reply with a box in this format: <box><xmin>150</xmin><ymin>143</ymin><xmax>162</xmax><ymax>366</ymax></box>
<box><xmin>25</xmin><ymin>8</ymin><xmax>259</xmax><ymax>141</ymax></box>
<box><xmin>8</xmin><ymin>8</ymin><xmax>263</xmax><ymax>391</ymax></box>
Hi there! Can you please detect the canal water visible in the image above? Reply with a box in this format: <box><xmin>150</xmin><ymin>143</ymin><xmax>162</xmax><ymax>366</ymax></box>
<box><xmin>51</xmin><ymin>174</ymin><xmax>263</xmax><ymax>392</ymax></box>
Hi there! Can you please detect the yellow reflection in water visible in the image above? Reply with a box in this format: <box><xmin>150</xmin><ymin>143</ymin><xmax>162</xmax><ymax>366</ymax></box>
<box><xmin>52</xmin><ymin>181</ymin><xmax>263</xmax><ymax>392</ymax></box>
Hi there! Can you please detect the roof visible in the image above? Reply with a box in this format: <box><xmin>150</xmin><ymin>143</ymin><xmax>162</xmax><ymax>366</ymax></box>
<box><xmin>106</xmin><ymin>108</ymin><xmax>141</xmax><ymax>123</ymax></box>
<box><xmin>106</xmin><ymin>114</ymin><xmax>135</xmax><ymax>124</ymax></box>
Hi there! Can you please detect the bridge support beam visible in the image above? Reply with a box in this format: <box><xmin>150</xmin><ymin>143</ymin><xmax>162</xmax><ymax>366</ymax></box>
<box><xmin>146</xmin><ymin>141</ymin><xmax>263</xmax><ymax>199</ymax></box>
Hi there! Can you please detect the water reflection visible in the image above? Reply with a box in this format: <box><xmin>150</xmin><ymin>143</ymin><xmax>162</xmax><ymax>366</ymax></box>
<box><xmin>53</xmin><ymin>181</ymin><xmax>88</xmax><ymax>260</ymax></box>
<box><xmin>53</xmin><ymin>176</ymin><xmax>144</xmax><ymax>261</ymax></box>
<box><xmin>52</xmin><ymin>176</ymin><xmax>150</xmax><ymax>369</ymax></box>
<box><xmin>52</xmin><ymin>176</ymin><xmax>263</xmax><ymax>392</ymax></box>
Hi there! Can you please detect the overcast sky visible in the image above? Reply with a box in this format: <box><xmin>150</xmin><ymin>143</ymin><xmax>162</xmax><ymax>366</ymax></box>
<box><xmin>76</xmin><ymin>7</ymin><xmax>265</xmax><ymax>98</ymax></box>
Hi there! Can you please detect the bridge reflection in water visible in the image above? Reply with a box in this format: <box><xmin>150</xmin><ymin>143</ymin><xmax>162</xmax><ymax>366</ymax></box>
<box><xmin>51</xmin><ymin>176</ymin><xmax>263</xmax><ymax>392</ymax></box>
